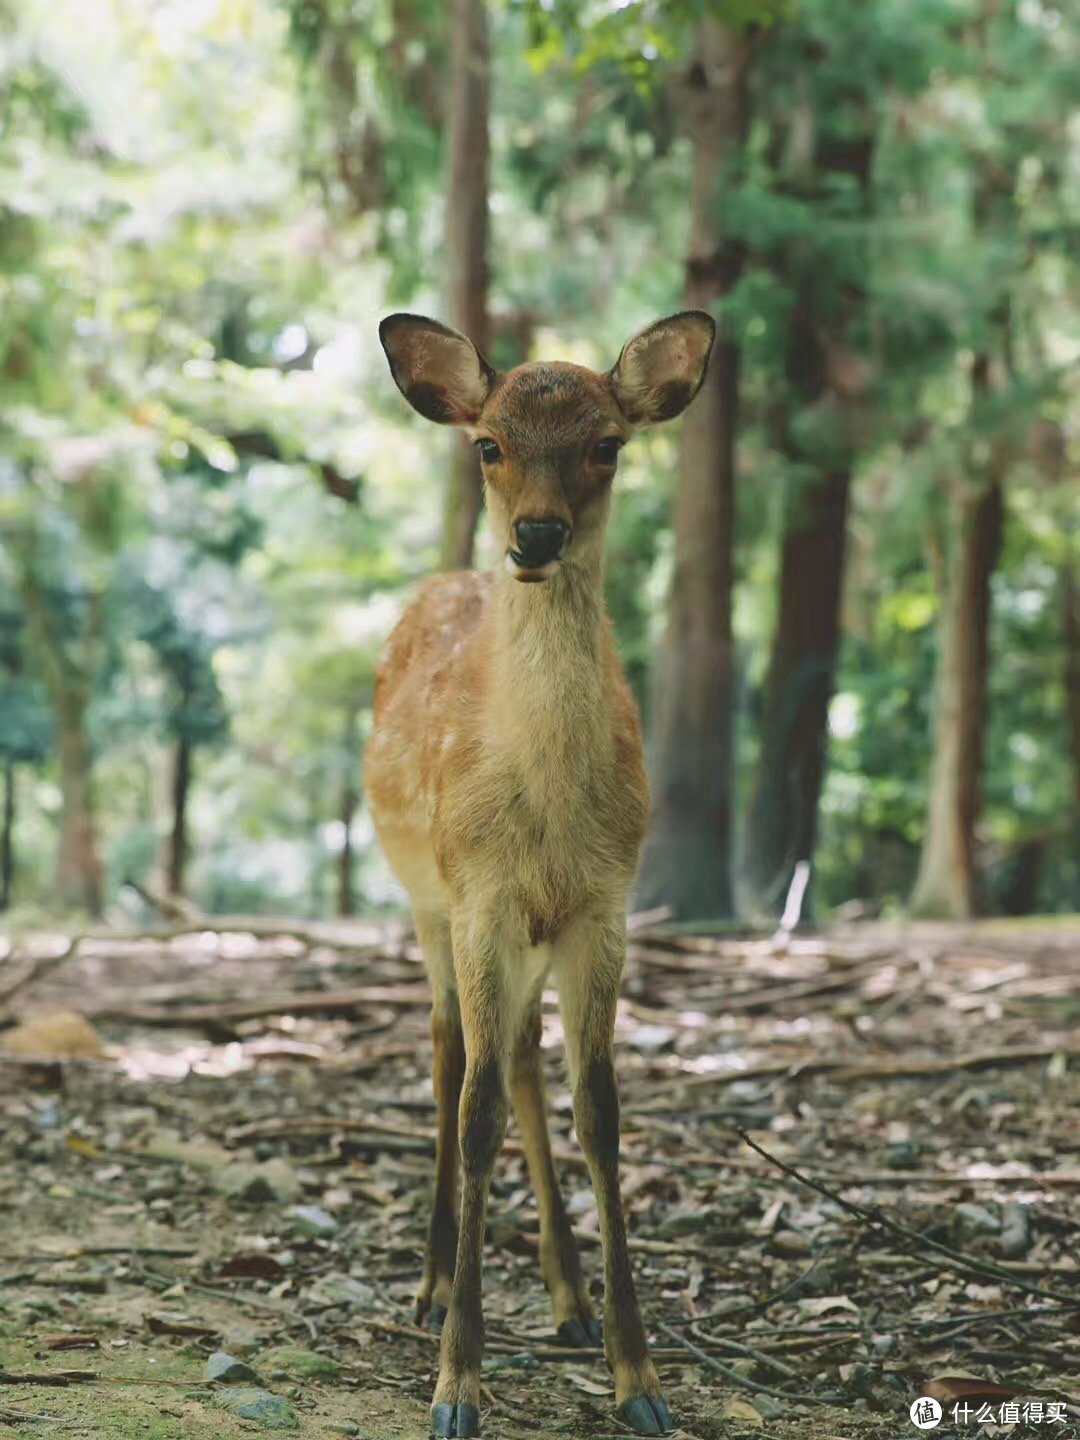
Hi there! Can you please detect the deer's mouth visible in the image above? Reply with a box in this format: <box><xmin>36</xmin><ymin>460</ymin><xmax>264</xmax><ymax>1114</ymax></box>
<box><xmin>505</xmin><ymin>551</ymin><xmax>560</xmax><ymax>583</ymax></box>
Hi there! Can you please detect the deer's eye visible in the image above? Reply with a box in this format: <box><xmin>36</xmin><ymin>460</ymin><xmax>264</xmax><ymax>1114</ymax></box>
<box><xmin>476</xmin><ymin>438</ymin><xmax>502</xmax><ymax>464</ymax></box>
<box><xmin>592</xmin><ymin>438</ymin><xmax>621</xmax><ymax>466</ymax></box>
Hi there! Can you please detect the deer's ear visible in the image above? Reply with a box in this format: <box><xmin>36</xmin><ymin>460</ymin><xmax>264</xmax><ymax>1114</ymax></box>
<box><xmin>609</xmin><ymin>311</ymin><xmax>715</xmax><ymax>426</ymax></box>
<box><xmin>379</xmin><ymin>314</ymin><xmax>497</xmax><ymax>426</ymax></box>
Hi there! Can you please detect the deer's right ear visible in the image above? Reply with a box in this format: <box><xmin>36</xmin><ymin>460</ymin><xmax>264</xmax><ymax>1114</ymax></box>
<box><xmin>379</xmin><ymin>314</ymin><xmax>497</xmax><ymax>426</ymax></box>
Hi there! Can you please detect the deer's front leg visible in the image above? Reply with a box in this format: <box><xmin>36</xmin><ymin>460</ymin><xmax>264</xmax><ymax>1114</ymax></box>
<box><xmin>556</xmin><ymin>911</ymin><xmax>674</xmax><ymax>1437</ymax></box>
<box><xmin>430</xmin><ymin>911</ymin><xmax>510</xmax><ymax>1439</ymax></box>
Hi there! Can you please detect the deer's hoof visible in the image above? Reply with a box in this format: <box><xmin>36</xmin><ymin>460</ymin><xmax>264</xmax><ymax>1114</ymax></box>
<box><xmin>424</xmin><ymin>1303</ymin><xmax>448</xmax><ymax>1335</ymax></box>
<box><xmin>430</xmin><ymin>1401</ymin><xmax>481</xmax><ymax>1437</ymax></box>
<box><xmin>556</xmin><ymin>1316</ymin><xmax>603</xmax><ymax>1348</ymax></box>
<box><xmin>616</xmin><ymin>1395</ymin><xmax>675</xmax><ymax>1435</ymax></box>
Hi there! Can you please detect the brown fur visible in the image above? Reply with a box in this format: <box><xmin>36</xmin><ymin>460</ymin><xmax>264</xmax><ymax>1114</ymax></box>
<box><xmin>368</xmin><ymin>310</ymin><xmax>714</xmax><ymax>1434</ymax></box>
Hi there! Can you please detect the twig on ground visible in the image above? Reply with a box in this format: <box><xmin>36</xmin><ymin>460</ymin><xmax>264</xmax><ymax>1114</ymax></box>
<box><xmin>656</xmin><ymin>1322</ymin><xmax>829</xmax><ymax>1406</ymax></box>
<box><xmin>0</xmin><ymin>939</ymin><xmax>80</xmax><ymax>1014</ymax></box>
<box><xmin>735</xmin><ymin>1127</ymin><xmax>1079</xmax><ymax>1306</ymax></box>
<box><xmin>94</xmin><ymin>982</ymin><xmax>429</xmax><ymax>1028</ymax></box>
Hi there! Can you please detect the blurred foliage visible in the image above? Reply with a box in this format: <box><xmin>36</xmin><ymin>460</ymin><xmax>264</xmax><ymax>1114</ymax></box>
<box><xmin>0</xmin><ymin>0</ymin><xmax>1077</xmax><ymax>919</ymax></box>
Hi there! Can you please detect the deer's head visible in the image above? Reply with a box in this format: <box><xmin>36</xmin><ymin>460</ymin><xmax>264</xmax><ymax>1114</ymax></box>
<box><xmin>380</xmin><ymin>312</ymin><xmax>715</xmax><ymax>582</ymax></box>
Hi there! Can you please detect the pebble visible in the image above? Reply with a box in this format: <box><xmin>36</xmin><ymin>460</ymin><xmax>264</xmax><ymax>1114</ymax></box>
<box><xmin>953</xmin><ymin>1201</ymin><xmax>1000</xmax><ymax>1241</ymax></box>
<box><xmin>217</xmin><ymin>1388</ymin><xmax>299</xmax><ymax>1430</ymax></box>
<box><xmin>214</xmin><ymin>1158</ymin><xmax>302</xmax><ymax>1204</ymax></box>
<box><xmin>308</xmin><ymin>1274</ymin><xmax>374</xmax><ymax>1309</ymax></box>
<box><xmin>289</xmin><ymin>1204</ymin><xmax>338</xmax><ymax>1237</ymax></box>
<box><xmin>206</xmin><ymin>1351</ymin><xmax>264</xmax><ymax>1385</ymax></box>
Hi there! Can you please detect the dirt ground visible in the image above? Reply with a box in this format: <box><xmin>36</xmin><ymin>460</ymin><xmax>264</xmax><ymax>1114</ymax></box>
<box><xmin>0</xmin><ymin>916</ymin><xmax>1078</xmax><ymax>1440</ymax></box>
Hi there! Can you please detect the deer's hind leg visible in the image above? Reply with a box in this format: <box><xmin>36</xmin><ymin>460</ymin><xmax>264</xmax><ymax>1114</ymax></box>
<box><xmin>414</xmin><ymin>910</ymin><xmax>465</xmax><ymax>1333</ymax></box>
<box><xmin>510</xmin><ymin>999</ymin><xmax>600</xmax><ymax>1347</ymax></box>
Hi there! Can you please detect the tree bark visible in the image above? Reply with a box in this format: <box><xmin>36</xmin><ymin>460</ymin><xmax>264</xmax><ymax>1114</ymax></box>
<box><xmin>741</xmin><ymin>119</ymin><xmax>874</xmax><ymax>917</ymax></box>
<box><xmin>910</xmin><ymin>475</ymin><xmax>1004</xmax><ymax>919</ymax></box>
<box><xmin>637</xmin><ymin>23</ymin><xmax>749</xmax><ymax>921</ymax></box>
<box><xmin>0</xmin><ymin>760</ymin><xmax>14</xmax><ymax>911</ymax></box>
<box><xmin>1064</xmin><ymin>563</ymin><xmax>1080</xmax><ymax>815</ymax></box>
<box><xmin>337</xmin><ymin>767</ymin><xmax>358</xmax><ymax>918</ymax></box>
<box><xmin>54</xmin><ymin>699</ymin><xmax>104</xmax><ymax>917</ymax></box>
<box><xmin>17</xmin><ymin>565</ymin><xmax>105</xmax><ymax>918</ymax></box>
<box><xmin>439</xmin><ymin>0</ymin><xmax>491</xmax><ymax>571</ymax></box>
<box><xmin>166</xmin><ymin>734</ymin><xmax>192</xmax><ymax>898</ymax></box>
<box><xmin>743</xmin><ymin>466</ymin><xmax>851</xmax><ymax>910</ymax></box>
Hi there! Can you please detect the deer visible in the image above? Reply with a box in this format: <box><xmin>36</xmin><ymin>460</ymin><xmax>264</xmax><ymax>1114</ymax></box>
<box><xmin>366</xmin><ymin>309</ymin><xmax>715</xmax><ymax>1438</ymax></box>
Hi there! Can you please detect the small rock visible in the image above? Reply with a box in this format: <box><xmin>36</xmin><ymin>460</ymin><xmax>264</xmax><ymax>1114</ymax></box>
<box><xmin>35</xmin><ymin>1100</ymin><xmax>63</xmax><ymax>1130</ymax></box>
<box><xmin>143</xmin><ymin>1128</ymin><xmax>231</xmax><ymax>1168</ymax></box>
<box><xmin>214</xmin><ymin>1158</ymin><xmax>301</xmax><ymax>1205</ymax></box>
<box><xmin>626</xmin><ymin>1024</ymin><xmax>677</xmax><ymax>1054</ymax></box>
<box><xmin>144</xmin><ymin>1177</ymin><xmax>178</xmax><ymax>1202</ymax></box>
<box><xmin>328</xmin><ymin>1425</ymin><xmax>361</xmax><ymax>1437</ymax></box>
<box><xmin>953</xmin><ymin>1202</ymin><xmax>1000</xmax><ymax>1243</ymax></box>
<box><xmin>997</xmin><ymin>1201</ymin><xmax>1032</xmax><ymax>1259</ymax></box>
<box><xmin>206</xmin><ymin>1351</ymin><xmax>264</xmax><ymax>1384</ymax></box>
<box><xmin>658</xmin><ymin>1207</ymin><xmax>714</xmax><ymax>1239</ymax></box>
<box><xmin>223</xmin><ymin>1321</ymin><xmax>262</xmax><ymax>1355</ymax></box>
<box><xmin>217</xmin><ymin>1388</ymin><xmax>298</xmax><ymax>1430</ymax></box>
<box><xmin>768</xmin><ymin>1228</ymin><xmax>811</xmax><ymax>1257</ymax></box>
<box><xmin>307</xmin><ymin>1274</ymin><xmax>374</xmax><ymax>1309</ymax></box>
<box><xmin>264</xmin><ymin>1348</ymin><xmax>342</xmax><ymax>1380</ymax></box>
<box><xmin>289</xmin><ymin>1204</ymin><xmax>338</xmax><ymax>1237</ymax></box>
<box><xmin>885</xmin><ymin>1139</ymin><xmax>920</xmax><ymax>1168</ymax></box>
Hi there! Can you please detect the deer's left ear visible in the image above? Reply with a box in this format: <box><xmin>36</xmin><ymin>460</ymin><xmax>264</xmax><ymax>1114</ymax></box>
<box><xmin>609</xmin><ymin>311</ymin><xmax>716</xmax><ymax>426</ymax></box>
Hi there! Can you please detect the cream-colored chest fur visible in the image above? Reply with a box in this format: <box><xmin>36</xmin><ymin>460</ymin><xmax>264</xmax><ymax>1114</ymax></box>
<box><xmin>367</xmin><ymin>566</ymin><xmax>648</xmax><ymax>943</ymax></box>
<box><xmin>432</xmin><ymin>575</ymin><xmax>645</xmax><ymax>937</ymax></box>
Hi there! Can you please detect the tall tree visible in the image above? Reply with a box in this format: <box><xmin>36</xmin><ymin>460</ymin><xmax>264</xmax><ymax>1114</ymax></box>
<box><xmin>910</xmin><ymin>147</ymin><xmax>1021</xmax><ymax>918</ymax></box>
<box><xmin>0</xmin><ymin>593</ymin><xmax>51</xmax><ymax>910</ymax></box>
<box><xmin>910</xmin><ymin>456</ymin><xmax>1006</xmax><ymax>917</ymax></box>
<box><xmin>440</xmin><ymin>0</ymin><xmax>492</xmax><ymax>569</ymax></box>
<box><xmin>16</xmin><ymin>542</ymin><xmax>107</xmax><ymax>916</ymax></box>
<box><xmin>138</xmin><ymin>594</ymin><xmax>229</xmax><ymax>899</ymax></box>
<box><xmin>742</xmin><ymin>24</ymin><xmax>878</xmax><ymax>916</ymax></box>
<box><xmin>637</xmin><ymin>20</ymin><xmax>751</xmax><ymax>921</ymax></box>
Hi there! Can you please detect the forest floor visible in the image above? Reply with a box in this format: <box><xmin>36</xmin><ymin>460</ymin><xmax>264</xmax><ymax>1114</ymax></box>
<box><xmin>0</xmin><ymin>915</ymin><xmax>1078</xmax><ymax>1440</ymax></box>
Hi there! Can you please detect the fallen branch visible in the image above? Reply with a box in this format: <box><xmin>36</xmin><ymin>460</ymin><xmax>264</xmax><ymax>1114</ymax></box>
<box><xmin>634</xmin><ymin>1042</ymin><xmax>1079</xmax><ymax>1106</ymax></box>
<box><xmin>93</xmin><ymin>982</ymin><xmax>429</xmax><ymax>1027</ymax></box>
<box><xmin>0</xmin><ymin>1371</ymin><xmax>96</xmax><ymax>1388</ymax></box>
<box><xmin>0</xmin><ymin>939</ymin><xmax>80</xmax><ymax>1013</ymax></box>
<box><xmin>735</xmin><ymin>1127</ymin><xmax>1079</xmax><ymax>1306</ymax></box>
<box><xmin>656</xmin><ymin>1322</ymin><xmax>829</xmax><ymax>1406</ymax></box>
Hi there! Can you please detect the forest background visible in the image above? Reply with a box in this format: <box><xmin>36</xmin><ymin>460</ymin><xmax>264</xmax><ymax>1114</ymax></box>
<box><xmin>1</xmin><ymin>0</ymin><xmax>1078</xmax><ymax>929</ymax></box>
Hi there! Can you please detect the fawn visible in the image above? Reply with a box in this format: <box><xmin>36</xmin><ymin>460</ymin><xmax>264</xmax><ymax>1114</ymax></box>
<box><xmin>367</xmin><ymin>310</ymin><xmax>715</xmax><ymax>1438</ymax></box>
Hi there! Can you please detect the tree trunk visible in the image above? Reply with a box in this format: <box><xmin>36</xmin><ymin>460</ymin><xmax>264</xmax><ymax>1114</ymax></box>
<box><xmin>0</xmin><ymin>760</ymin><xmax>14</xmax><ymax>910</ymax></box>
<box><xmin>741</xmin><ymin>105</ymin><xmax>874</xmax><ymax>918</ymax></box>
<box><xmin>1064</xmin><ymin>563</ymin><xmax>1080</xmax><ymax>814</ymax></box>
<box><xmin>743</xmin><ymin>466</ymin><xmax>851</xmax><ymax>910</ymax></box>
<box><xmin>55</xmin><ymin>702</ymin><xmax>104</xmax><ymax>917</ymax></box>
<box><xmin>638</xmin><ymin>23</ymin><xmax>749</xmax><ymax>921</ymax></box>
<box><xmin>910</xmin><ymin>477</ymin><xmax>1004</xmax><ymax>918</ymax></box>
<box><xmin>337</xmin><ymin>768</ymin><xmax>358</xmax><ymax>918</ymax></box>
<box><xmin>166</xmin><ymin>734</ymin><xmax>192</xmax><ymax>898</ymax></box>
<box><xmin>17</xmin><ymin>563</ymin><xmax>105</xmax><ymax>918</ymax></box>
<box><xmin>440</xmin><ymin>0</ymin><xmax>490</xmax><ymax>570</ymax></box>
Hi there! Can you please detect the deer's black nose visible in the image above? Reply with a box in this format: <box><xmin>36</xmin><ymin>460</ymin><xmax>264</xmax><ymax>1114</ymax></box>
<box><xmin>511</xmin><ymin>517</ymin><xmax>570</xmax><ymax>569</ymax></box>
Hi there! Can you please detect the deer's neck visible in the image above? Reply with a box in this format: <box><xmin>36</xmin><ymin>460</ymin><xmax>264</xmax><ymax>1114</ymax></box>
<box><xmin>485</xmin><ymin>558</ymin><xmax>610</xmax><ymax>777</ymax></box>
